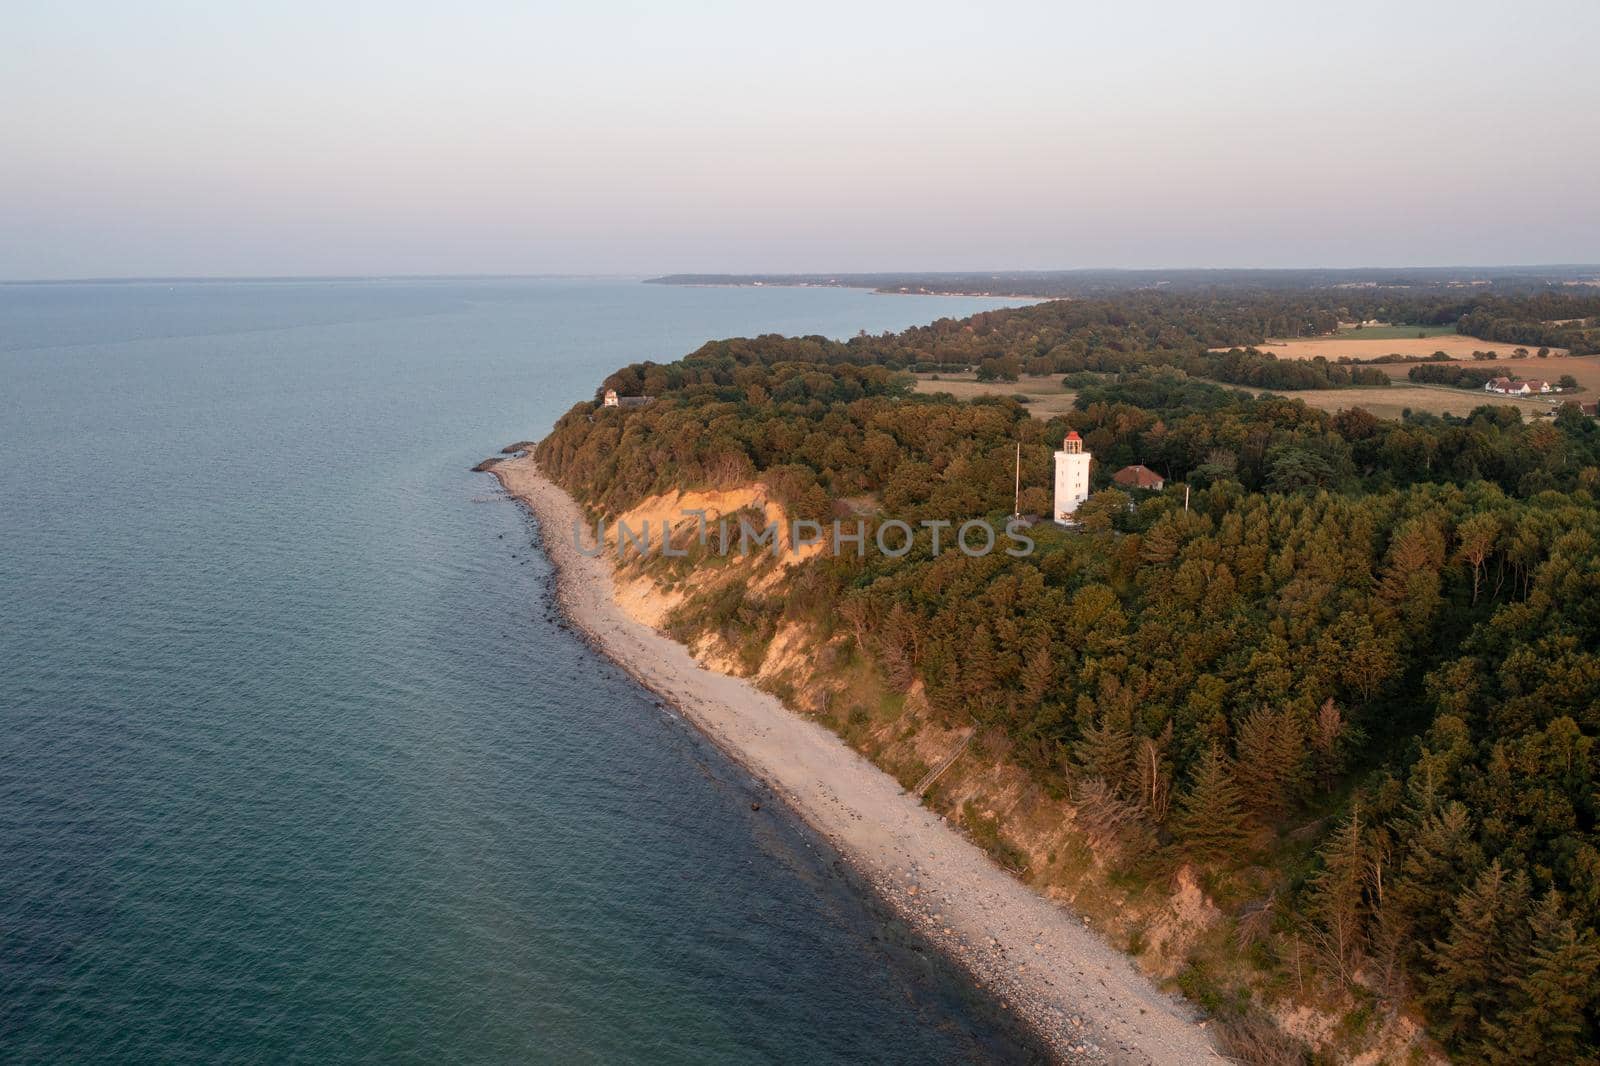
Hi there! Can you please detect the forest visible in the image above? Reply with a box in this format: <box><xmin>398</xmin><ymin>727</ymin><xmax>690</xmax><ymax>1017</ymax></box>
<box><xmin>536</xmin><ymin>289</ymin><xmax>1600</xmax><ymax>1062</ymax></box>
<box><xmin>609</xmin><ymin>289</ymin><xmax>1600</xmax><ymax>395</ymax></box>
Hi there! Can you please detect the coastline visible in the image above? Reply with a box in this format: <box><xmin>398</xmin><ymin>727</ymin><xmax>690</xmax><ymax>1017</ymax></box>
<box><xmin>641</xmin><ymin>279</ymin><xmax>1056</xmax><ymax>299</ymax></box>
<box><xmin>487</xmin><ymin>452</ymin><xmax>1221</xmax><ymax>1065</ymax></box>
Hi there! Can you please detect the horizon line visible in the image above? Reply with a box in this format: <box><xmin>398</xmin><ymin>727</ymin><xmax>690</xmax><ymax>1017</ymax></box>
<box><xmin>5</xmin><ymin>262</ymin><xmax>1600</xmax><ymax>286</ymax></box>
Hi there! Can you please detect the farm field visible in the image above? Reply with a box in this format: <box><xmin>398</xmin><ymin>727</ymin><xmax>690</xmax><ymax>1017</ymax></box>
<box><xmin>1226</xmin><ymin>383</ymin><xmax>1566</xmax><ymax>421</ymax></box>
<box><xmin>911</xmin><ymin>372</ymin><xmax>1078</xmax><ymax>417</ymax></box>
<box><xmin>1333</xmin><ymin>323</ymin><xmax>1458</xmax><ymax>340</ymax></box>
<box><xmin>913</xmin><ymin>357</ymin><xmax>1600</xmax><ymax>423</ymax></box>
<box><xmin>1363</xmin><ymin>352</ymin><xmax>1600</xmax><ymax>387</ymax></box>
<box><xmin>1214</xmin><ymin>333</ymin><xmax>1569</xmax><ymax>360</ymax></box>
<box><xmin>1224</xmin><ymin>358</ymin><xmax>1600</xmax><ymax>419</ymax></box>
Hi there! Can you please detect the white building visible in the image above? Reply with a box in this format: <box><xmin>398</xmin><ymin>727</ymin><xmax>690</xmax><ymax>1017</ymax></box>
<box><xmin>1054</xmin><ymin>431</ymin><xmax>1091</xmax><ymax>524</ymax></box>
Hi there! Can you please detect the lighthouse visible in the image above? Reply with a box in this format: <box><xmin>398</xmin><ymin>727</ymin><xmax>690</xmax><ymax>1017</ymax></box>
<box><xmin>1054</xmin><ymin>431</ymin><xmax>1091</xmax><ymax>524</ymax></box>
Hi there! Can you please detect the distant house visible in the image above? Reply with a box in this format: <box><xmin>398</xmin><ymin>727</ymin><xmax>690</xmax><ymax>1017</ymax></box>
<box><xmin>601</xmin><ymin>388</ymin><xmax>652</xmax><ymax>409</ymax></box>
<box><xmin>1485</xmin><ymin>377</ymin><xmax>1513</xmax><ymax>393</ymax></box>
<box><xmin>1525</xmin><ymin>379</ymin><xmax>1552</xmax><ymax>394</ymax></box>
<box><xmin>1112</xmin><ymin>464</ymin><xmax>1165</xmax><ymax>491</ymax></box>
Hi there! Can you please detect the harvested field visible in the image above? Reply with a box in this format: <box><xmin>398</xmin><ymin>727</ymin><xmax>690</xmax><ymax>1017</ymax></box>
<box><xmin>1227</xmin><ymin>382</ymin><xmax>1569</xmax><ymax>421</ymax></box>
<box><xmin>1362</xmin><ymin>352</ymin><xmax>1600</xmax><ymax>388</ymax></box>
<box><xmin>911</xmin><ymin>372</ymin><xmax>1078</xmax><ymax>417</ymax></box>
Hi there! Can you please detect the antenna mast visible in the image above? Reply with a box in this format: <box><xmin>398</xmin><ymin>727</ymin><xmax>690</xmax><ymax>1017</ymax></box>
<box><xmin>1013</xmin><ymin>441</ymin><xmax>1021</xmax><ymax>518</ymax></box>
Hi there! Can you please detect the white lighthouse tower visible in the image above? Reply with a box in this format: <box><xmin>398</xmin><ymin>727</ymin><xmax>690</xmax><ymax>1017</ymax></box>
<box><xmin>1054</xmin><ymin>430</ymin><xmax>1091</xmax><ymax>524</ymax></box>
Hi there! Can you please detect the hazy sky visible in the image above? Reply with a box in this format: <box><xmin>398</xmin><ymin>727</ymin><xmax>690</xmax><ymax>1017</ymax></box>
<box><xmin>5</xmin><ymin>0</ymin><xmax>1599</xmax><ymax>279</ymax></box>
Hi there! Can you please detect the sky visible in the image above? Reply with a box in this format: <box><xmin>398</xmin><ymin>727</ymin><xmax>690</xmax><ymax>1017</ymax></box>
<box><xmin>4</xmin><ymin>0</ymin><xmax>1599</xmax><ymax>279</ymax></box>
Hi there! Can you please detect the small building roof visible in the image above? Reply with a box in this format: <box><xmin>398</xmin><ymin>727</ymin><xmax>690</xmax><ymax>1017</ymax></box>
<box><xmin>1112</xmin><ymin>464</ymin><xmax>1165</xmax><ymax>489</ymax></box>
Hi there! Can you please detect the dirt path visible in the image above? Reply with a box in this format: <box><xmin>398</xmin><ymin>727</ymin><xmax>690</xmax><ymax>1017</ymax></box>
<box><xmin>488</xmin><ymin>453</ymin><xmax>1223</xmax><ymax>1065</ymax></box>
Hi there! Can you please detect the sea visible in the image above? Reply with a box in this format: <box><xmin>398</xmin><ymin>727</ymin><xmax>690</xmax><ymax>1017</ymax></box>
<box><xmin>0</xmin><ymin>278</ymin><xmax>1043</xmax><ymax>1064</ymax></box>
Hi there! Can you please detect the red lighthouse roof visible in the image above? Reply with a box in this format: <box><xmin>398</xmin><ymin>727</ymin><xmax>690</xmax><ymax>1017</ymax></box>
<box><xmin>1064</xmin><ymin>430</ymin><xmax>1081</xmax><ymax>441</ymax></box>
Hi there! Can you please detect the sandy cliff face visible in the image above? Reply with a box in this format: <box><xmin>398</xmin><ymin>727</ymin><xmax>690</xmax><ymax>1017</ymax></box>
<box><xmin>605</xmin><ymin>485</ymin><xmax>827</xmax><ymax>628</ymax></box>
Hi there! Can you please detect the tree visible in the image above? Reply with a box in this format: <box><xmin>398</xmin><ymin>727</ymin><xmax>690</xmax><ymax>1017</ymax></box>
<box><xmin>1021</xmin><ymin>644</ymin><xmax>1055</xmax><ymax>707</ymax></box>
<box><xmin>1174</xmin><ymin>745</ymin><xmax>1250</xmax><ymax>859</ymax></box>
<box><xmin>1074</xmin><ymin>705</ymin><xmax>1135</xmax><ymax>789</ymax></box>
<box><xmin>1311</xmin><ymin>698</ymin><xmax>1349</xmax><ymax>788</ymax></box>
<box><xmin>1455</xmin><ymin>512</ymin><xmax>1501</xmax><ymax>606</ymax></box>
<box><xmin>1265</xmin><ymin>445</ymin><xmax>1335</xmax><ymax>492</ymax></box>
<box><xmin>1136</xmin><ymin>722</ymin><xmax>1174</xmax><ymax>826</ymax></box>
<box><xmin>1234</xmin><ymin>706</ymin><xmax>1305</xmax><ymax>821</ymax></box>
<box><xmin>1495</xmin><ymin>893</ymin><xmax>1600</xmax><ymax>1063</ymax></box>
<box><xmin>1422</xmin><ymin>861</ymin><xmax>1531</xmax><ymax>1051</ymax></box>
<box><xmin>1308</xmin><ymin>807</ymin><xmax>1369</xmax><ymax>988</ymax></box>
<box><xmin>1386</xmin><ymin>800</ymin><xmax>1482</xmax><ymax>968</ymax></box>
<box><xmin>1074</xmin><ymin>488</ymin><xmax>1131</xmax><ymax>532</ymax></box>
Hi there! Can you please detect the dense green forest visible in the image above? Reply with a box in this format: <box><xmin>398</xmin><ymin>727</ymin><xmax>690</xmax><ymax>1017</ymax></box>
<box><xmin>537</xmin><ymin>290</ymin><xmax>1600</xmax><ymax>1061</ymax></box>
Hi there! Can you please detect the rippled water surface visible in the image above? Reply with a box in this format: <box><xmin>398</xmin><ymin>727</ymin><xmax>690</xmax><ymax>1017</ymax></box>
<box><xmin>0</xmin><ymin>279</ymin><xmax>1042</xmax><ymax>1064</ymax></box>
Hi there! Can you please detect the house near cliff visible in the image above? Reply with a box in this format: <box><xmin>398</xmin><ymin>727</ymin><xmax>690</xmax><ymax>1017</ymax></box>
<box><xmin>1112</xmin><ymin>464</ymin><xmax>1165</xmax><ymax>491</ymax></box>
<box><xmin>602</xmin><ymin>389</ymin><xmax>653</xmax><ymax>409</ymax></box>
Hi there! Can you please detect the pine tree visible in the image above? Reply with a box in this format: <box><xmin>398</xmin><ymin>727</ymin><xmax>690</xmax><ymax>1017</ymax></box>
<box><xmin>1491</xmin><ymin>892</ymin><xmax>1600</xmax><ymax>1064</ymax></box>
<box><xmin>1421</xmin><ymin>860</ymin><xmax>1531</xmax><ymax>1051</ymax></box>
<box><xmin>1140</xmin><ymin>518</ymin><xmax>1182</xmax><ymax>565</ymax></box>
<box><xmin>1388</xmin><ymin>801</ymin><xmax>1482</xmax><ymax>962</ymax></box>
<box><xmin>1174</xmin><ymin>744</ymin><xmax>1249</xmax><ymax>860</ymax></box>
<box><xmin>1021</xmin><ymin>644</ymin><xmax>1055</xmax><ymax>707</ymax></box>
<box><xmin>1234</xmin><ymin>706</ymin><xmax>1306</xmax><ymax>822</ymax></box>
<box><xmin>1073</xmin><ymin>704</ymin><xmax>1135</xmax><ymax>792</ymax></box>
<box><xmin>959</xmin><ymin>623</ymin><xmax>996</xmax><ymax>707</ymax></box>
<box><xmin>1308</xmin><ymin>806</ymin><xmax>1368</xmax><ymax>988</ymax></box>
<box><xmin>1311</xmin><ymin>697</ymin><xmax>1347</xmax><ymax>788</ymax></box>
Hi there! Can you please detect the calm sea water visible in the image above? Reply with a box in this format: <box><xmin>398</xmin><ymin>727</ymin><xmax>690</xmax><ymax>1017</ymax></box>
<box><xmin>0</xmin><ymin>279</ymin><xmax>1042</xmax><ymax>1064</ymax></box>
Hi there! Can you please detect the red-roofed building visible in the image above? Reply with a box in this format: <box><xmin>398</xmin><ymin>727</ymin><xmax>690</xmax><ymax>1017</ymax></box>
<box><xmin>1112</xmin><ymin>464</ymin><xmax>1165</xmax><ymax>490</ymax></box>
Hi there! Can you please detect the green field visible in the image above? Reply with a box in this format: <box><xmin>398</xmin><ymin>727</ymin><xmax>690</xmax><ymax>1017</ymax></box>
<box><xmin>1335</xmin><ymin>323</ymin><xmax>1458</xmax><ymax>340</ymax></box>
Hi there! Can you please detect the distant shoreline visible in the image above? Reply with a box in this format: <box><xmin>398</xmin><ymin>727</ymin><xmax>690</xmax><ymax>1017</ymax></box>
<box><xmin>483</xmin><ymin>450</ymin><xmax>1220</xmax><ymax>1065</ymax></box>
<box><xmin>645</xmin><ymin>280</ymin><xmax>1054</xmax><ymax>300</ymax></box>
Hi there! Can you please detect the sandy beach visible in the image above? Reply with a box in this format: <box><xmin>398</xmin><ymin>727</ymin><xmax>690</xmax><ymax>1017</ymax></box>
<box><xmin>487</xmin><ymin>453</ymin><xmax>1222</xmax><ymax>1065</ymax></box>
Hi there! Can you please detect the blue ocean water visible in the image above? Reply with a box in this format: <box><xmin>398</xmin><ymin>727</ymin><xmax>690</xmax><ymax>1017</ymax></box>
<box><xmin>0</xmin><ymin>279</ymin><xmax>1042</xmax><ymax>1064</ymax></box>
